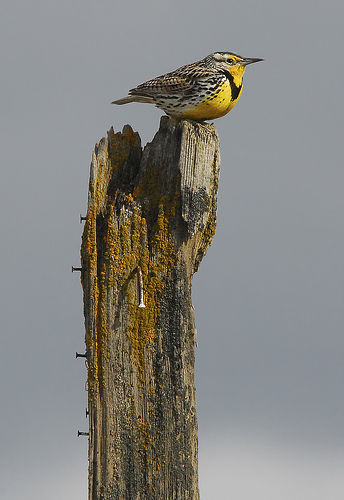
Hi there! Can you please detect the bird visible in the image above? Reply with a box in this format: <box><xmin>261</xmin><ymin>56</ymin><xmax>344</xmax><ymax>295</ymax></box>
<box><xmin>111</xmin><ymin>52</ymin><xmax>263</xmax><ymax>121</ymax></box>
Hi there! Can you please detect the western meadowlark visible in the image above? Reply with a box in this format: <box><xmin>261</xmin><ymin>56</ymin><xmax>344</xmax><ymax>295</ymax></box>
<box><xmin>112</xmin><ymin>52</ymin><xmax>263</xmax><ymax>121</ymax></box>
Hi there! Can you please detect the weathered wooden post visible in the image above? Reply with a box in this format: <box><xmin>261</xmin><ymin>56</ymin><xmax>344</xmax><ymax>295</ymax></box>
<box><xmin>80</xmin><ymin>116</ymin><xmax>220</xmax><ymax>500</ymax></box>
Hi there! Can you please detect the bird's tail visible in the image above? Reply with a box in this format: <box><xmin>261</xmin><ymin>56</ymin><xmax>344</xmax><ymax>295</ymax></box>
<box><xmin>111</xmin><ymin>95</ymin><xmax>154</xmax><ymax>105</ymax></box>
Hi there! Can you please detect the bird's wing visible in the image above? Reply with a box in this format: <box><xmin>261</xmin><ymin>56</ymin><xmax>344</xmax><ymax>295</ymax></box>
<box><xmin>129</xmin><ymin>64</ymin><xmax>215</xmax><ymax>98</ymax></box>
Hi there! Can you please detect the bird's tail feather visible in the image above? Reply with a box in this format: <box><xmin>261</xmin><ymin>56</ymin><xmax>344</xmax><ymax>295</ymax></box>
<box><xmin>111</xmin><ymin>95</ymin><xmax>154</xmax><ymax>105</ymax></box>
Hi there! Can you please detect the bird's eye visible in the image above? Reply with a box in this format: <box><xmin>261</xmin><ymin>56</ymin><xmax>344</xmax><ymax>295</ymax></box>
<box><xmin>226</xmin><ymin>58</ymin><xmax>234</xmax><ymax>64</ymax></box>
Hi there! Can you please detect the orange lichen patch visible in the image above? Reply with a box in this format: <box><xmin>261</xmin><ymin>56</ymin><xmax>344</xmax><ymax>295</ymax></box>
<box><xmin>99</xmin><ymin>199</ymin><xmax>175</xmax><ymax>375</ymax></box>
<box><xmin>80</xmin><ymin>127</ymin><xmax>142</xmax><ymax>397</ymax></box>
<box><xmin>81</xmin><ymin>145</ymin><xmax>183</xmax><ymax>408</ymax></box>
<box><xmin>81</xmin><ymin>128</ymin><xmax>181</xmax><ymax>391</ymax></box>
<box><xmin>83</xmin><ymin>204</ymin><xmax>97</xmax><ymax>272</ymax></box>
<box><xmin>125</xmin><ymin>203</ymin><xmax>177</xmax><ymax>368</ymax></box>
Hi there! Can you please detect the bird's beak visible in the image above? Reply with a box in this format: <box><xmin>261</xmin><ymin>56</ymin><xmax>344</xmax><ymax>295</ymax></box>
<box><xmin>240</xmin><ymin>57</ymin><xmax>264</xmax><ymax>66</ymax></box>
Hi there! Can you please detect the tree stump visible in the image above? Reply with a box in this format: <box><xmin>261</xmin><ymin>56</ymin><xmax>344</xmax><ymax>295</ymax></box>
<box><xmin>80</xmin><ymin>116</ymin><xmax>220</xmax><ymax>500</ymax></box>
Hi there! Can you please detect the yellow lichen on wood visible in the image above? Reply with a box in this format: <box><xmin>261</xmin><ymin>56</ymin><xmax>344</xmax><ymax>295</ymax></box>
<box><xmin>91</xmin><ymin>195</ymin><xmax>177</xmax><ymax>377</ymax></box>
<box><xmin>126</xmin><ymin>204</ymin><xmax>176</xmax><ymax>373</ymax></box>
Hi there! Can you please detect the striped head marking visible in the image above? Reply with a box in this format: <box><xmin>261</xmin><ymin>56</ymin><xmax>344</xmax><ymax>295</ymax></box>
<box><xmin>203</xmin><ymin>52</ymin><xmax>263</xmax><ymax>86</ymax></box>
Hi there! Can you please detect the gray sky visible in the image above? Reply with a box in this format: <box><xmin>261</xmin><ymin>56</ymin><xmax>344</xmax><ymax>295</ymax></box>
<box><xmin>1</xmin><ymin>0</ymin><xmax>344</xmax><ymax>498</ymax></box>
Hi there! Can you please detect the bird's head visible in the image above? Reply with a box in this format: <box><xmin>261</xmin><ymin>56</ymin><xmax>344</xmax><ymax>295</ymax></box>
<box><xmin>205</xmin><ymin>52</ymin><xmax>263</xmax><ymax>81</ymax></box>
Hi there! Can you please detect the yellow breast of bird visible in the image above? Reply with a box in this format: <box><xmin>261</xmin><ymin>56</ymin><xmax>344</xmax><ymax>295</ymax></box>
<box><xmin>176</xmin><ymin>79</ymin><xmax>243</xmax><ymax>121</ymax></box>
